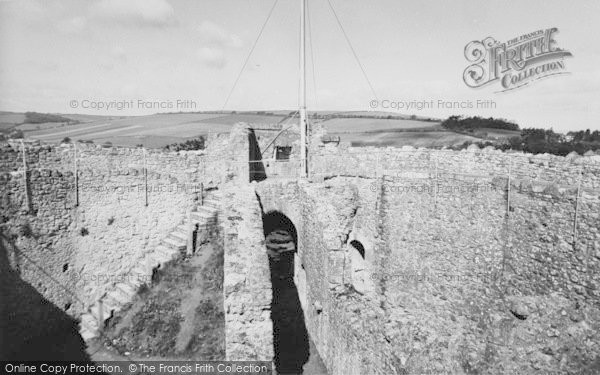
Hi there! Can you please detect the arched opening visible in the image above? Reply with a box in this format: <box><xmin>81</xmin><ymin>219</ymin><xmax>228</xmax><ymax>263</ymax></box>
<box><xmin>350</xmin><ymin>240</ymin><xmax>365</xmax><ymax>259</ymax></box>
<box><xmin>262</xmin><ymin>211</ymin><xmax>310</xmax><ymax>374</ymax></box>
<box><xmin>349</xmin><ymin>240</ymin><xmax>369</xmax><ymax>294</ymax></box>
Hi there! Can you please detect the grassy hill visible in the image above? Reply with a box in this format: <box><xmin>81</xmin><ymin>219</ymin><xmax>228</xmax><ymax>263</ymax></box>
<box><xmin>22</xmin><ymin>113</ymin><xmax>286</xmax><ymax>148</ymax></box>
<box><xmin>1</xmin><ymin>110</ymin><xmax>523</xmax><ymax>149</ymax></box>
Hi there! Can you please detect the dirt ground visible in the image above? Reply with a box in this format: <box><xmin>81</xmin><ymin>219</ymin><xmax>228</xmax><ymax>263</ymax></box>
<box><xmin>87</xmin><ymin>237</ymin><xmax>224</xmax><ymax>363</ymax></box>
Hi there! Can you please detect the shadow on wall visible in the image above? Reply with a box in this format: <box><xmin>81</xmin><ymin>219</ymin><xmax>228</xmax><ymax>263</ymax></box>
<box><xmin>262</xmin><ymin>211</ymin><xmax>309</xmax><ymax>374</ymax></box>
<box><xmin>0</xmin><ymin>234</ymin><xmax>92</xmax><ymax>361</ymax></box>
<box><xmin>249</xmin><ymin>128</ymin><xmax>267</xmax><ymax>182</ymax></box>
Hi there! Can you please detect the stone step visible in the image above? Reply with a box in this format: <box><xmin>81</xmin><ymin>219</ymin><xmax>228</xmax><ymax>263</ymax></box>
<box><xmin>130</xmin><ymin>265</ymin><xmax>151</xmax><ymax>283</ymax></box>
<box><xmin>161</xmin><ymin>236</ymin><xmax>186</xmax><ymax>251</ymax></box>
<box><xmin>198</xmin><ymin>205</ymin><xmax>218</xmax><ymax>213</ymax></box>
<box><xmin>169</xmin><ymin>230</ymin><xmax>187</xmax><ymax>241</ymax></box>
<box><xmin>80</xmin><ymin>313</ymin><xmax>99</xmax><ymax>333</ymax></box>
<box><xmin>191</xmin><ymin>213</ymin><xmax>217</xmax><ymax>221</ymax></box>
<box><xmin>205</xmin><ymin>189</ymin><xmax>222</xmax><ymax>197</ymax></box>
<box><xmin>202</xmin><ymin>199</ymin><xmax>220</xmax><ymax>208</ymax></box>
<box><xmin>182</xmin><ymin>220</ymin><xmax>218</xmax><ymax>227</ymax></box>
<box><xmin>80</xmin><ymin>327</ymin><xmax>98</xmax><ymax>341</ymax></box>
<box><xmin>152</xmin><ymin>246</ymin><xmax>179</xmax><ymax>264</ymax></box>
<box><xmin>103</xmin><ymin>293</ymin><xmax>124</xmax><ymax>314</ymax></box>
<box><xmin>108</xmin><ymin>289</ymin><xmax>130</xmax><ymax>305</ymax></box>
<box><xmin>163</xmin><ymin>233</ymin><xmax>187</xmax><ymax>251</ymax></box>
<box><xmin>191</xmin><ymin>212</ymin><xmax>218</xmax><ymax>222</ymax></box>
<box><xmin>155</xmin><ymin>244</ymin><xmax>179</xmax><ymax>259</ymax></box>
<box><xmin>194</xmin><ymin>207</ymin><xmax>217</xmax><ymax>216</ymax></box>
<box><xmin>90</xmin><ymin>300</ymin><xmax>112</xmax><ymax>322</ymax></box>
<box><xmin>143</xmin><ymin>253</ymin><xmax>163</xmax><ymax>270</ymax></box>
<box><xmin>129</xmin><ymin>260</ymin><xmax>152</xmax><ymax>282</ymax></box>
<box><xmin>116</xmin><ymin>282</ymin><xmax>137</xmax><ymax>299</ymax></box>
<box><xmin>174</xmin><ymin>224</ymin><xmax>189</xmax><ymax>234</ymax></box>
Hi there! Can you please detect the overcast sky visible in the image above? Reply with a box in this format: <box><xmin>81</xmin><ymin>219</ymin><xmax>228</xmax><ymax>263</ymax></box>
<box><xmin>1</xmin><ymin>0</ymin><xmax>599</xmax><ymax>131</ymax></box>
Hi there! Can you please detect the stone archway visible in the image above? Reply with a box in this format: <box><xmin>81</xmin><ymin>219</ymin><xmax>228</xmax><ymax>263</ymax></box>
<box><xmin>262</xmin><ymin>211</ymin><xmax>309</xmax><ymax>374</ymax></box>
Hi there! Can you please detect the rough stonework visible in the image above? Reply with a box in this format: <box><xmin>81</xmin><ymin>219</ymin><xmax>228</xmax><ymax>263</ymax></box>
<box><xmin>0</xmin><ymin>129</ymin><xmax>242</xmax><ymax>319</ymax></box>
<box><xmin>3</xmin><ymin>123</ymin><xmax>600</xmax><ymax>374</ymax></box>
<box><xmin>222</xmin><ymin>185</ymin><xmax>273</xmax><ymax>360</ymax></box>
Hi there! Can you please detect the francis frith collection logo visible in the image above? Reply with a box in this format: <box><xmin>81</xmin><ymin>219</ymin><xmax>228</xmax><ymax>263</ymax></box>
<box><xmin>463</xmin><ymin>28</ymin><xmax>573</xmax><ymax>92</ymax></box>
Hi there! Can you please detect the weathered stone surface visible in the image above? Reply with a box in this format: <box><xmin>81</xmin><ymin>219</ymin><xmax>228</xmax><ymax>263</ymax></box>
<box><xmin>222</xmin><ymin>184</ymin><xmax>273</xmax><ymax>361</ymax></box>
<box><xmin>4</xmin><ymin>130</ymin><xmax>600</xmax><ymax>374</ymax></box>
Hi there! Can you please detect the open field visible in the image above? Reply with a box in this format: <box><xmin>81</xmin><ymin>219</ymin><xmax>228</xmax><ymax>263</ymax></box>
<box><xmin>320</xmin><ymin>117</ymin><xmax>440</xmax><ymax>133</ymax></box>
<box><xmin>21</xmin><ymin>113</ymin><xmax>285</xmax><ymax>147</ymax></box>
<box><xmin>335</xmin><ymin>130</ymin><xmax>482</xmax><ymax>148</ymax></box>
<box><xmin>316</xmin><ymin>116</ymin><xmax>477</xmax><ymax>148</ymax></box>
<box><xmin>0</xmin><ymin>111</ymin><xmax>26</xmax><ymax>125</ymax></box>
<box><xmin>0</xmin><ymin>112</ymin><xmax>27</xmax><ymax>132</ymax></box>
<box><xmin>3</xmin><ymin>110</ymin><xmax>491</xmax><ymax>148</ymax></box>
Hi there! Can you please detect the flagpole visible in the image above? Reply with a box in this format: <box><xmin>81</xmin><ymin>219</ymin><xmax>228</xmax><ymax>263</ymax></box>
<box><xmin>300</xmin><ymin>0</ymin><xmax>308</xmax><ymax>178</ymax></box>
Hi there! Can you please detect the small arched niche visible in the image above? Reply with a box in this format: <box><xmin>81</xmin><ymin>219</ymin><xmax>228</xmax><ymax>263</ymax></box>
<box><xmin>349</xmin><ymin>239</ymin><xmax>373</xmax><ymax>294</ymax></box>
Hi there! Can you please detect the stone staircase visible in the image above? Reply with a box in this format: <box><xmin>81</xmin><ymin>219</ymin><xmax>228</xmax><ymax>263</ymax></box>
<box><xmin>79</xmin><ymin>191</ymin><xmax>222</xmax><ymax>341</ymax></box>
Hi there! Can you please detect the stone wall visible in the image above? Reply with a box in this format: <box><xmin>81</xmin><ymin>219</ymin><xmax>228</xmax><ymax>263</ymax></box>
<box><xmin>0</xmin><ymin>128</ymin><xmax>250</xmax><ymax>318</ymax></box>
<box><xmin>310</xmin><ymin>145</ymin><xmax>600</xmax><ymax>189</ymax></box>
<box><xmin>249</xmin><ymin>146</ymin><xmax>600</xmax><ymax>374</ymax></box>
<box><xmin>1</xmin><ymin>143</ymin><xmax>79</xmax><ymax>315</ymax></box>
<box><xmin>4</xmin><ymin>124</ymin><xmax>600</xmax><ymax>373</ymax></box>
<box><xmin>222</xmin><ymin>185</ymin><xmax>273</xmax><ymax>361</ymax></box>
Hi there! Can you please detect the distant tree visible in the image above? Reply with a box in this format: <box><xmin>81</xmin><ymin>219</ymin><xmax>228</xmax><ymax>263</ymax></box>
<box><xmin>163</xmin><ymin>136</ymin><xmax>206</xmax><ymax>151</ymax></box>
<box><xmin>441</xmin><ymin>115</ymin><xmax>519</xmax><ymax>132</ymax></box>
<box><xmin>62</xmin><ymin>137</ymin><xmax>71</xmax><ymax>143</ymax></box>
<box><xmin>9</xmin><ymin>129</ymin><xmax>24</xmax><ymax>139</ymax></box>
<box><xmin>567</xmin><ymin>129</ymin><xmax>600</xmax><ymax>143</ymax></box>
<box><xmin>24</xmin><ymin>112</ymin><xmax>71</xmax><ymax>124</ymax></box>
<box><xmin>508</xmin><ymin>136</ymin><xmax>523</xmax><ymax>150</ymax></box>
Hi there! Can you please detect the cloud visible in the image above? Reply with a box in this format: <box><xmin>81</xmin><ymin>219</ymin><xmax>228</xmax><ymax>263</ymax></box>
<box><xmin>57</xmin><ymin>16</ymin><xmax>87</xmax><ymax>34</ymax></box>
<box><xmin>110</xmin><ymin>45</ymin><xmax>127</xmax><ymax>62</ymax></box>
<box><xmin>196</xmin><ymin>47</ymin><xmax>226</xmax><ymax>69</ymax></box>
<box><xmin>91</xmin><ymin>0</ymin><xmax>176</xmax><ymax>28</ymax></box>
<box><xmin>193</xmin><ymin>22</ymin><xmax>242</xmax><ymax>71</ymax></box>
<box><xmin>198</xmin><ymin>21</ymin><xmax>242</xmax><ymax>48</ymax></box>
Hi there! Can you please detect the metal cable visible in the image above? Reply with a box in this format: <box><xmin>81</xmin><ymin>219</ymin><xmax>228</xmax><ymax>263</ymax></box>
<box><xmin>221</xmin><ymin>0</ymin><xmax>280</xmax><ymax>110</ymax></box>
<box><xmin>325</xmin><ymin>0</ymin><xmax>378</xmax><ymax>101</ymax></box>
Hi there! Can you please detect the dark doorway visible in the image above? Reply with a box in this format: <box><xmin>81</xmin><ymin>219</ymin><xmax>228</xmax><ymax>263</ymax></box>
<box><xmin>248</xmin><ymin>128</ymin><xmax>267</xmax><ymax>182</ymax></box>
<box><xmin>262</xmin><ymin>211</ymin><xmax>309</xmax><ymax>374</ymax></box>
<box><xmin>275</xmin><ymin>146</ymin><xmax>292</xmax><ymax>161</ymax></box>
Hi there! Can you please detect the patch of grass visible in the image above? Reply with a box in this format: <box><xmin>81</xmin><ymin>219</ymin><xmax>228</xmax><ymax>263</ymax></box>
<box><xmin>184</xmin><ymin>240</ymin><xmax>224</xmax><ymax>359</ymax></box>
<box><xmin>101</xmin><ymin>233</ymin><xmax>224</xmax><ymax>360</ymax></box>
<box><xmin>112</xmin><ymin>299</ymin><xmax>183</xmax><ymax>357</ymax></box>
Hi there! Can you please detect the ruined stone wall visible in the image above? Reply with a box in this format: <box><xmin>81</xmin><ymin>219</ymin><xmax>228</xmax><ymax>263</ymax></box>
<box><xmin>249</xmin><ymin>147</ymin><xmax>600</xmax><ymax>375</ymax></box>
<box><xmin>0</xmin><ymin>133</ymin><xmax>239</xmax><ymax>318</ymax></box>
<box><xmin>310</xmin><ymin>145</ymin><xmax>600</xmax><ymax>189</ymax></box>
<box><xmin>370</xmin><ymin>172</ymin><xmax>599</xmax><ymax>374</ymax></box>
<box><xmin>1</xmin><ymin>144</ymin><xmax>80</xmax><ymax>315</ymax></box>
<box><xmin>222</xmin><ymin>185</ymin><xmax>273</xmax><ymax>361</ymax></box>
